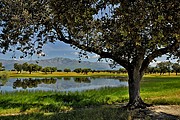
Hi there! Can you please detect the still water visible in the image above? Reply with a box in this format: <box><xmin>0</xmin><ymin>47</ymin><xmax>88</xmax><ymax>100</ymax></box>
<box><xmin>0</xmin><ymin>77</ymin><xmax>128</xmax><ymax>92</ymax></box>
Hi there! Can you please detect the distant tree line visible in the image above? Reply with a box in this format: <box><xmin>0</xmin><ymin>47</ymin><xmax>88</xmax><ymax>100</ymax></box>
<box><xmin>145</xmin><ymin>62</ymin><xmax>180</xmax><ymax>75</ymax></box>
<box><xmin>13</xmin><ymin>63</ymin><xmax>57</xmax><ymax>74</ymax></box>
<box><xmin>73</xmin><ymin>68</ymin><xmax>92</xmax><ymax>74</ymax></box>
<box><xmin>74</xmin><ymin>62</ymin><xmax>180</xmax><ymax>76</ymax></box>
<box><xmin>6</xmin><ymin>61</ymin><xmax>180</xmax><ymax>76</ymax></box>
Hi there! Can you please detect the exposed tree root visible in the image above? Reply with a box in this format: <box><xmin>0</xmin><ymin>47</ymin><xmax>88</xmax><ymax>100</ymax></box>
<box><xmin>124</xmin><ymin>97</ymin><xmax>152</xmax><ymax>110</ymax></box>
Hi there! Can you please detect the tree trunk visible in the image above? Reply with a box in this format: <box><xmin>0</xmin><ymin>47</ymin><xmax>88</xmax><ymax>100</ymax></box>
<box><xmin>126</xmin><ymin>67</ymin><xmax>151</xmax><ymax>109</ymax></box>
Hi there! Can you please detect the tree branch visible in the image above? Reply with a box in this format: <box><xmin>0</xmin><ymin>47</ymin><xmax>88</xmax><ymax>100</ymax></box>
<box><xmin>55</xmin><ymin>26</ymin><xmax>130</xmax><ymax>69</ymax></box>
<box><xmin>141</xmin><ymin>39</ymin><xmax>180</xmax><ymax>72</ymax></box>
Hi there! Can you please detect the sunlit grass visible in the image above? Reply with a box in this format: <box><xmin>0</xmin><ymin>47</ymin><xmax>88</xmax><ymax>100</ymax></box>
<box><xmin>144</xmin><ymin>73</ymin><xmax>180</xmax><ymax>77</ymax></box>
<box><xmin>141</xmin><ymin>77</ymin><xmax>180</xmax><ymax>105</ymax></box>
<box><xmin>4</xmin><ymin>71</ymin><xmax>128</xmax><ymax>77</ymax></box>
<box><xmin>0</xmin><ymin>87</ymin><xmax>128</xmax><ymax>115</ymax></box>
<box><xmin>1</xmin><ymin>71</ymin><xmax>180</xmax><ymax>78</ymax></box>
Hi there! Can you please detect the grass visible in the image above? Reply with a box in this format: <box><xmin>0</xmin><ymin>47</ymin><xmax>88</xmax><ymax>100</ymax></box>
<box><xmin>0</xmin><ymin>106</ymin><xmax>133</xmax><ymax>120</ymax></box>
<box><xmin>141</xmin><ymin>77</ymin><xmax>180</xmax><ymax>105</ymax></box>
<box><xmin>0</xmin><ymin>87</ymin><xmax>129</xmax><ymax>114</ymax></box>
<box><xmin>0</xmin><ymin>74</ymin><xmax>179</xmax><ymax>119</ymax></box>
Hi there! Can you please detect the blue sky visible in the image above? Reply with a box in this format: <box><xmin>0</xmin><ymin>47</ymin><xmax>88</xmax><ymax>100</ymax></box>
<box><xmin>41</xmin><ymin>41</ymin><xmax>100</xmax><ymax>62</ymax></box>
<box><xmin>0</xmin><ymin>41</ymin><xmax>100</xmax><ymax>62</ymax></box>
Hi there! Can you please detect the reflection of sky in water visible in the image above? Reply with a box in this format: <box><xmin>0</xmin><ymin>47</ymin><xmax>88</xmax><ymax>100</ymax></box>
<box><xmin>0</xmin><ymin>86</ymin><xmax>53</xmax><ymax>92</ymax></box>
<box><xmin>0</xmin><ymin>77</ymin><xmax>128</xmax><ymax>92</ymax></box>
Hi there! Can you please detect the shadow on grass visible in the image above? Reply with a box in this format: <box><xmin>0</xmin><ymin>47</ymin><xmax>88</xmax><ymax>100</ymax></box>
<box><xmin>0</xmin><ymin>105</ymin><xmax>179</xmax><ymax>120</ymax></box>
<box><xmin>0</xmin><ymin>93</ymin><xmax>101</xmax><ymax>114</ymax></box>
<box><xmin>36</xmin><ymin>93</ymin><xmax>101</xmax><ymax>108</ymax></box>
<box><xmin>0</xmin><ymin>99</ymin><xmax>44</xmax><ymax>112</ymax></box>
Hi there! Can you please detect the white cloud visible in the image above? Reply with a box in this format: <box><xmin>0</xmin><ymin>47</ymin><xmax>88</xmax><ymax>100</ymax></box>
<box><xmin>91</xmin><ymin>54</ymin><xmax>100</xmax><ymax>59</ymax></box>
<box><xmin>73</xmin><ymin>52</ymin><xmax>79</xmax><ymax>55</ymax></box>
<box><xmin>149</xmin><ymin>60</ymin><xmax>161</xmax><ymax>67</ymax></box>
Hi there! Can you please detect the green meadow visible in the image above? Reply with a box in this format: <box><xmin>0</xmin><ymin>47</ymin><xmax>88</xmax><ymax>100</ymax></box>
<box><xmin>0</xmin><ymin>72</ymin><xmax>180</xmax><ymax>119</ymax></box>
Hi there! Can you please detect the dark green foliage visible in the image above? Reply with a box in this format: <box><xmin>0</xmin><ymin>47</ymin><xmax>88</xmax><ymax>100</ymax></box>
<box><xmin>73</xmin><ymin>68</ymin><xmax>82</xmax><ymax>73</ymax></box>
<box><xmin>14</xmin><ymin>63</ymin><xmax>22</xmax><ymax>73</ymax></box>
<box><xmin>0</xmin><ymin>0</ymin><xmax>179</xmax><ymax>68</ymax></box>
<box><xmin>81</xmin><ymin>68</ymin><xmax>92</xmax><ymax>74</ymax></box>
<box><xmin>22</xmin><ymin>62</ymin><xmax>29</xmax><ymax>72</ymax></box>
<box><xmin>41</xmin><ymin>66</ymin><xmax>57</xmax><ymax>74</ymax></box>
<box><xmin>156</xmin><ymin>61</ymin><xmax>172</xmax><ymax>75</ymax></box>
<box><xmin>64</xmin><ymin>68</ymin><xmax>71</xmax><ymax>73</ymax></box>
<box><xmin>172</xmin><ymin>63</ymin><xmax>180</xmax><ymax>75</ymax></box>
<box><xmin>42</xmin><ymin>67</ymin><xmax>51</xmax><ymax>74</ymax></box>
<box><xmin>57</xmin><ymin>69</ymin><xmax>62</xmax><ymax>72</ymax></box>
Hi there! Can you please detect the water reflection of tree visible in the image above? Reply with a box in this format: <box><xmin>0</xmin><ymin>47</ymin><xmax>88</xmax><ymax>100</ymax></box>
<box><xmin>74</xmin><ymin>77</ymin><xmax>91</xmax><ymax>83</ymax></box>
<box><xmin>64</xmin><ymin>77</ymin><xmax>71</xmax><ymax>81</ymax></box>
<box><xmin>0</xmin><ymin>79</ymin><xmax>8</xmax><ymax>86</ymax></box>
<box><xmin>90</xmin><ymin>76</ymin><xmax>127</xmax><ymax>81</ymax></box>
<box><xmin>13</xmin><ymin>78</ymin><xmax>57</xmax><ymax>89</ymax></box>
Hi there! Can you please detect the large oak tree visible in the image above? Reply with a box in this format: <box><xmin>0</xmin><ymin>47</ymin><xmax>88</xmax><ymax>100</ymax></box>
<box><xmin>0</xmin><ymin>0</ymin><xmax>179</xmax><ymax>109</ymax></box>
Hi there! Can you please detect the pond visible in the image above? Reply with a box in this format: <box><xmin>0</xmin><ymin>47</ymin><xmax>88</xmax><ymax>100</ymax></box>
<box><xmin>0</xmin><ymin>76</ymin><xmax>128</xmax><ymax>92</ymax></box>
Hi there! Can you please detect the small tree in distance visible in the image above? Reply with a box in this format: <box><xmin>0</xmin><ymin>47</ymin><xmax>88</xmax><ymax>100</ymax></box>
<box><xmin>57</xmin><ymin>69</ymin><xmax>62</xmax><ymax>72</ymax></box>
<box><xmin>64</xmin><ymin>68</ymin><xmax>71</xmax><ymax>73</ymax></box>
<box><xmin>82</xmin><ymin>68</ymin><xmax>92</xmax><ymax>74</ymax></box>
<box><xmin>73</xmin><ymin>68</ymin><xmax>82</xmax><ymax>74</ymax></box>
<box><xmin>22</xmin><ymin>62</ymin><xmax>29</xmax><ymax>72</ymax></box>
<box><xmin>0</xmin><ymin>0</ymin><xmax>179</xmax><ymax>109</ymax></box>
<box><xmin>156</xmin><ymin>61</ymin><xmax>172</xmax><ymax>75</ymax></box>
<box><xmin>172</xmin><ymin>63</ymin><xmax>180</xmax><ymax>75</ymax></box>
<box><xmin>14</xmin><ymin>63</ymin><xmax>22</xmax><ymax>74</ymax></box>
<box><xmin>50</xmin><ymin>67</ymin><xmax>57</xmax><ymax>74</ymax></box>
<box><xmin>42</xmin><ymin>67</ymin><xmax>51</xmax><ymax>74</ymax></box>
<box><xmin>28</xmin><ymin>64</ymin><xmax>34</xmax><ymax>74</ymax></box>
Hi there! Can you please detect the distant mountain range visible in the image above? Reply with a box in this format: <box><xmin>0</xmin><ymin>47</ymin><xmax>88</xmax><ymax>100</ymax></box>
<box><xmin>0</xmin><ymin>57</ymin><xmax>119</xmax><ymax>70</ymax></box>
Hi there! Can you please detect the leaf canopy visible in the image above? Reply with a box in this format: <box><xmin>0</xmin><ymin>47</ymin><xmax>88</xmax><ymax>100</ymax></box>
<box><xmin>0</xmin><ymin>0</ymin><xmax>179</xmax><ymax>70</ymax></box>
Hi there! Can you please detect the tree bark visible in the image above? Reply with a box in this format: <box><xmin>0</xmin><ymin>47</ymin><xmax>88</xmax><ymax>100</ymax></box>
<box><xmin>126</xmin><ymin>67</ymin><xmax>151</xmax><ymax>109</ymax></box>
